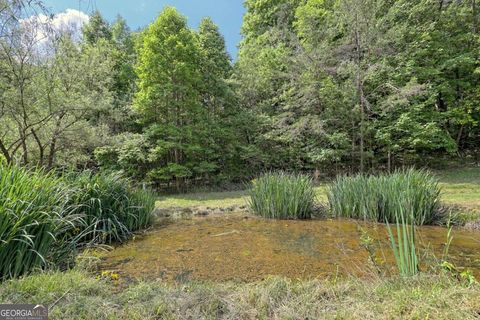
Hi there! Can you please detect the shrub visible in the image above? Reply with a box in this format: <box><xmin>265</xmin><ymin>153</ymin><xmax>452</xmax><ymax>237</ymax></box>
<box><xmin>68</xmin><ymin>171</ymin><xmax>155</xmax><ymax>244</ymax></box>
<box><xmin>248</xmin><ymin>172</ymin><xmax>315</xmax><ymax>219</ymax></box>
<box><xmin>0</xmin><ymin>165</ymin><xmax>79</xmax><ymax>280</ymax></box>
<box><xmin>328</xmin><ymin>169</ymin><xmax>441</xmax><ymax>225</ymax></box>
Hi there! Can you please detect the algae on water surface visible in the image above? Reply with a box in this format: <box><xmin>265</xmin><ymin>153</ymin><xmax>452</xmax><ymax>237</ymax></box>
<box><xmin>100</xmin><ymin>213</ymin><xmax>480</xmax><ymax>283</ymax></box>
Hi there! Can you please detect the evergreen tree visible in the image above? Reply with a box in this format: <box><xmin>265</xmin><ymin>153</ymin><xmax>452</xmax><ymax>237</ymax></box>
<box><xmin>197</xmin><ymin>17</ymin><xmax>255</xmax><ymax>181</ymax></box>
<box><xmin>133</xmin><ymin>7</ymin><xmax>211</xmax><ymax>189</ymax></box>
<box><xmin>82</xmin><ymin>10</ymin><xmax>112</xmax><ymax>44</ymax></box>
<box><xmin>198</xmin><ymin>17</ymin><xmax>232</xmax><ymax>114</ymax></box>
<box><xmin>109</xmin><ymin>15</ymin><xmax>137</xmax><ymax>131</ymax></box>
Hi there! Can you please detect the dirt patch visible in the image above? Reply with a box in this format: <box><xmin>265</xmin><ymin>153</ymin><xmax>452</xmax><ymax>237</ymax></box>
<box><xmin>152</xmin><ymin>204</ymin><xmax>249</xmax><ymax>221</ymax></box>
<box><xmin>465</xmin><ymin>220</ymin><xmax>480</xmax><ymax>231</ymax></box>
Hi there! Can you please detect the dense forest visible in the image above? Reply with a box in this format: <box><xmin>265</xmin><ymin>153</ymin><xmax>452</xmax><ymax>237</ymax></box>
<box><xmin>1</xmin><ymin>0</ymin><xmax>479</xmax><ymax>190</ymax></box>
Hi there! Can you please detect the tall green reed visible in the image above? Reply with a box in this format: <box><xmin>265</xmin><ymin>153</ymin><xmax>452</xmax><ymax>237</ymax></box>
<box><xmin>248</xmin><ymin>172</ymin><xmax>315</xmax><ymax>219</ymax></box>
<box><xmin>68</xmin><ymin>171</ymin><xmax>155</xmax><ymax>244</ymax></box>
<box><xmin>386</xmin><ymin>206</ymin><xmax>419</xmax><ymax>277</ymax></box>
<box><xmin>0</xmin><ymin>165</ymin><xmax>80</xmax><ymax>280</ymax></box>
<box><xmin>328</xmin><ymin>169</ymin><xmax>441</xmax><ymax>225</ymax></box>
<box><xmin>0</xmin><ymin>166</ymin><xmax>156</xmax><ymax>280</ymax></box>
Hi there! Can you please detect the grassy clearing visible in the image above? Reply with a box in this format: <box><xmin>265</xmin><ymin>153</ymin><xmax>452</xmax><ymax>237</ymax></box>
<box><xmin>155</xmin><ymin>186</ymin><xmax>327</xmax><ymax>209</ymax></box>
<box><xmin>156</xmin><ymin>190</ymin><xmax>249</xmax><ymax>208</ymax></box>
<box><xmin>155</xmin><ymin>167</ymin><xmax>479</xmax><ymax>216</ymax></box>
<box><xmin>435</xmin><ymin>166</ymin><xmax>480</xmax><ymax>211</ymax></box>
<box><xmin>1</xmin><ymin>270</ymin><xmax>479</xmax><ymax>319</ymax></box>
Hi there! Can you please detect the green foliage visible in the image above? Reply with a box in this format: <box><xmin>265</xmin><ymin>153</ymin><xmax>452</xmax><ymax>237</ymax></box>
<box><xmin>0</xmin><ymin>25</ymin><xmax>114</xmax><ymax>168</ymax></box>
<box><xmin>131</xmin><ymin>8</ymin><xmax>215</xmax><ymax>188</ymax></box>
<box><xmin>441</xmin><ymin>261</ymin><xmax>478</xmax><ymax>286</ymax></box>
<box><xmin>0</xmin><ymin>164</ymin><xmax>155</xmax><ymax>280</ymax></box>
<box><xmin>82</xmin><ymin>10</ymin><xmax>112</xmax><ymax>44</ymax></box>
<box><xmin>134</xmin><ymin>7</ymin><xmax>202</xmax><ymax>124</ymax></box>
<box><xmin>198</xmin><ymin>17</ymin><xmax>232</xmax><ymax>81</ymax></box>
<box><xmin>235</xmin><ymin>0</ymin><xmax>480</xmax><ymax>174</ymax></box>
<box><xmin>248</xmin><ymin>172</ymin><xmax>315</xmax><ymax>219</ymax></box>
<box><xmin>328</xmin><ymin>169</ymin><xmax>442</xmax><ymax>225</ymax></box>
<box><xmin>67</xmin><ymin>171</ymin><xmax>155</xmax><ymax>244</ymax></box>
<box><xmin>3</xmin><ymin>0</ymin><xmax>480</xmax><ymax>188</ymax></box>
<box><xmin>95</xmin><ymin>133</ymin><xmax>150</xmax><ymax>180</ymax></box>
<box><xmin>0</xmin><ymin>165</ymin><xmax>79</xmax><ymax>280</ymax></box>
<box><xmin>386</xmin><ymin>208</ymin><xmax>419</xmax><ymax>277</ymax></box>
<box><xmin>96</xmin><ymin>7</ymin><xmax>254</xmax><ymax>188</ymax></box>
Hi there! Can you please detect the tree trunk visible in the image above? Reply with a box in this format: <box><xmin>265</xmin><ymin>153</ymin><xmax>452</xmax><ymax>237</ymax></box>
<box><xmin>456</xmin><ymin>125</ymin><xmax>464</xmax><ymax>149</ymax></box>
<box><xmin>359</xmin><ymin>92</ymin><xmax>365</xmax><ymax>173</ymax></box>
<box><xmin>20</xmin><ymin>133</ymin><xmax>28</xmax><ymax>165</ymax></box>
<box><xmin>473</xmin><ymin>0</ymin><xmax>478</xmax><ymax>34</ymax></box>
<box><xmin>31</xmin><ymin>128</ymin><xmax>44</xmax><ymax>166</ymax></box>
<box><xmin>174</xmin><ymin>148</ymin><xmax>181</xmax><ymax>192</ymax></box>
<box><xmin>351</xmin><ymin>119</ymin><xmax>356</xmax><ymax>173</ymax></box>
<box><xmin>387</xmin><ymin>150</ymin><xmax>391</xmax><ymax>173</ymax></box>
<box><xmin>47</xmin><ymin>137</ymin><xmax>57</xmax><ymax>169</ymax></box>
<box><xmin>354</xmin><ymin>18</ymin><xmax>365</xmax><ymax>173</ymax></box>
<box><xmin>314</xmin><ymin>167</ymin><xmax>321</xmax><ymax>183</ymax></box>
<box><xmin>0</xmin><ymin>140</ymin><xmax>11</xmax><ymax>163</ymax></box>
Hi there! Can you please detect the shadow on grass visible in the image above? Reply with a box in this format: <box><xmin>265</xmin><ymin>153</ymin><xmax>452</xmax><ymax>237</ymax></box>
<box><xmin>156</xmin><ymin>190</ymin><xmax>249</xmax><ymax>208</ymax></box>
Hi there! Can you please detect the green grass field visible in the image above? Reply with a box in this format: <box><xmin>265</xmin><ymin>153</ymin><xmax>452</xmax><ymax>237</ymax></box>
<box><xmin>1</xmin><ymin>270</ymin><xmax>479</xmax><ymax>319</ymax></box>
<box><xmin>436</xmin><ymin>167</ymin><xmax>480</xmax><ymax>211</ymax></box>
<box><xmin>157</xmin><ymin>167</ymin><xmax>480</xmax><ymax>213</ymax></box>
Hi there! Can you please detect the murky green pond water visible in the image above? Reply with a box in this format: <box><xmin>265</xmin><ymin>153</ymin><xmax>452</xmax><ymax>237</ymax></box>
<box><xmin>100</xmin><ymin>213</ymin><xmax>480</xmax><ymax>283</ymax></box>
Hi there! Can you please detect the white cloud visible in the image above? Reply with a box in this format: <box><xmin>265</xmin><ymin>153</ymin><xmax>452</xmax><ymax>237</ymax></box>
<box><xmin>21</xmin><ymin>9</ymin><xmax>90</xmax><ymax>44</ymax></box>
<box><xmin>50</xmin><ymin>9</ymin><xmax>90</xmax><ymax>38</ymax></box>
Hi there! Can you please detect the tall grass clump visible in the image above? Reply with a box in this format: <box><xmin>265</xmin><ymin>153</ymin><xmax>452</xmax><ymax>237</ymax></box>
<box><xmin>386</xmin><ymin>206</ymin><xmax>419</xmax><ymax>276</ymax></box>
<box><xmin>328</xmin><ymin>169</ymin><xmax>441</xmax><ymax>225</ymax></box>
<box><xmin>0</xmin><ymin>165</ymin><xmax>79</xmax><ymax>280</ymax></box>
<box><xmin>68</xmin><ymin>171</ymin><xmax>155</xmax><ymax>244</ymax></box>
<box><xmin>248</xmin><ymin>172</ymin><xmax>315</xmax><ymax>219</ymax></box>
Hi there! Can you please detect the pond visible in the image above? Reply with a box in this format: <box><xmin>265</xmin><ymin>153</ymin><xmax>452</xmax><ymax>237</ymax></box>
<box><xmin>100</xmin><ymin>213</ymin><xmax>480</xmax><ymax>283</ymax></box>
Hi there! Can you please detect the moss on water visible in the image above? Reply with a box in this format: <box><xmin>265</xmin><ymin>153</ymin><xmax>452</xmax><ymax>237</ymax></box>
<box><xmin>99</xmin><ymin>213</ymin><xmax>480</xmax><ymax>283</ymax></box>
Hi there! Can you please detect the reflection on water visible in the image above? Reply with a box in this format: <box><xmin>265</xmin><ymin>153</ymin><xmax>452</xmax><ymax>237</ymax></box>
<box><xmin>100</xmin><ymin>213</ymin><xmax>480</xmax><ymax>283</ymax></box>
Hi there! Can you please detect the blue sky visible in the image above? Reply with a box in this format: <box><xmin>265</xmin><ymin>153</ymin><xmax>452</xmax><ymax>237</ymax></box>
<box><xmin>41</xmin><ymin>0</ymin><xmax>246</xmax><ymax>58</ymax></box>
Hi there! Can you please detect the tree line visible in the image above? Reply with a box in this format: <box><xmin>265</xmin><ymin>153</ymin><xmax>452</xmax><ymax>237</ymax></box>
<box><xmin>1</xmin><ymin>0</ymin><xmax>479</xmax><ymax>189</ymax></box>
